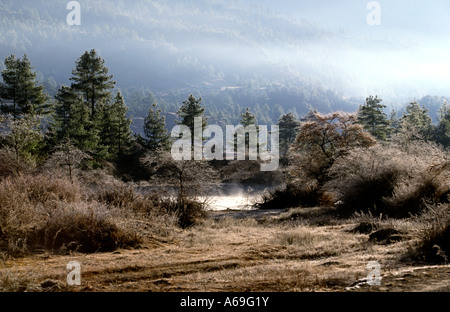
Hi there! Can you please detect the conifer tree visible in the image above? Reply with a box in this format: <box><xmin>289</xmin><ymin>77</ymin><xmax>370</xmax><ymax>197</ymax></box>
<box><xmin>388</xmin><ymin>109</ymin><xmax>400</xmax><ymax>136</ymax></box>
<box><xmin>139</xmin><ymin>102</ymin><xmax>171</xmax><ymax>151</ymax></box>
<box><xmin>52</xmin><ymin>85</ymin><xmax>98</xmax><ymax>152</ymax></box>
<box><xmin>433</xmin><ymin>101</ymin><xmax>450</xmax><ymax>147</ymax></box>
<box><xmin>52</xmin><ymin>85</ymin><xmax>80</xmax><ymax>142</ymax></box>
<box><xmin>240</xmin><ymin>107</ymin><xmax>257</xmax><ymax>127</ymax></box>
<box><xmin>399</xmin><ymin>101</ymin><xmax>433</xmax><ymax>142</ymax></box>
<box><xmin>177</xmin><ymin>94</ymin><xmax>207</xmax><ymax>144</ymax></box>
<box><xmin>93</xmin><ymin>99</ymin><xmax>114</xmax><ymax>161</ymax></box>
<box><xmin>357</xmin><ymin>95</ymin><xmax>390</xmax><ymax>141</ymax></box>
<box><xmin>0</xmin><ymin>54</ymin><xmax>48</xmax><ymax>119</ymax></box>
<box><xmin>235</xmin><ymin>107</ymin><xmax>259</xmax><ymax>155</ymax></box>
<box><xmin>93</xmin><ymin>92</ymin><xmax>132</xmax><ymax>161</ymax></box>
<box><xmin>109</xmin><ymin>91</ymin><xmax>133</xmax><ymax>159</ymax></box>
<box><xmin>278</xmin><ymin>112</ymin><xmax>301</xmax><ymax>157</ymax></box>
<box><xmin>70</xmin><ymin>49</ymin><xmax>116</xmax><ymax>119</ymax></box>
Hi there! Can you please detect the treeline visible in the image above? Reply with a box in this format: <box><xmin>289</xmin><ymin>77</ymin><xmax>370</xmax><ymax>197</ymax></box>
<box><xmin>0</xmin><ymin>50</ymin><xmax>132</xmax><ymax>172</ymax></box>
<box><xmin>261</xmin><ymin>95</ymin><xmax>449</xmax><ymax>218</ymax></box>
<box><xmin>0</xmin><ymin>50</ymin><xmax>449</xmax><ymax>181</ymax></box>
<box><xmin>121</xmin><ymin>81</ymin><xmax>355</xmax><ymax>134</ymax></box>
<box><xmin>0</xmin><ymin>50</ymin><xmax>284</xmax><ymax>179</ymax></box>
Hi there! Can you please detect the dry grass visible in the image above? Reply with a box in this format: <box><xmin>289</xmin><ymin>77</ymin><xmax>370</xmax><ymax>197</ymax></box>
<box><xmin>0</xmin><ymin>205</ymin><xmax>448</xmax><ymax>292</ymax></box>
<box><xmin>406</xmin><ymin>203</ymin><xmax>450</xmax><ymax>263</ymax></box>
<box><xmin>0</xmin><ymin>161</ymin><xmax>448</xmax><ymax>292</ymax></box>
<box><xmin>0</xmin><ymin>173</ymin><xmax>179</xmax><ymax>258</ymax></box>
<box><xmin>326</xmin><ymin>143</ymin><xmax>449</xmax><ymax>218</ymax></box>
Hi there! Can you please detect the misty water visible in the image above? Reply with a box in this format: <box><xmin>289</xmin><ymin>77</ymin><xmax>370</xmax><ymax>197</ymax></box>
<box><xmin>138</xmin><ymin>183</ymin><xmax>273</xmax><ymax>211</ymax></box>
<box><xmin>201</xmin><ymin>184</ymin><xmax>272</xmax><ymax>211</ymax></box>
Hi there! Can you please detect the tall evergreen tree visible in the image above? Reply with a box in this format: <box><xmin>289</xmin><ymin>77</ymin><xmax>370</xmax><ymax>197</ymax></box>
<box><xmin>70</xmin><ymin>49</ymin><xmax>116</xmax><ymax>119</ymax></box>
<box><xmin>109</xmin><ymin>91</ymin><xmax>133</xmax><ymax>159</ymax></box>
<box><xmin>357</xmin><ymin>95</ymin><xmax>390</xmax><ymax>141</ymax></box>
<box><xmin>236</xmin><ymin>107</ymin><xmax>258</xmax><ymax>154</ymax></box>
<box><xmin>139</xmin><ymin>102</ymin><xmax>171</xmax><ymax>151</ymax></box>
<box><xmin>0</xmin><ymin>54</ymin><xmax>48</xmax><ymax>119</ymax></box>
<box><xmin>433</xmin><ymin>101</ymin><xmax>450</xmax><ymax>147</ymax></box>
<box><xmin>399</xmin><ymin>101</ymin><xmax>433</xmax><ymax>142</ymax></box>
<box><xmin>94</xmin><ymin>99</ymin><xmax>115</xmax><ymax>161</ymax></box>
<box><xmin>52</xmin><ymin>85</ymin><xmax>80</xmax><ymax>142</ymax></box>
<box><xmin>388</xmin><ymin>109</ymin><xmax>400</xmax><ymax>136</ymax></box>
<box><xmin>94</xmin><ymin>92</ymin><xmax>132</xmax><ymax>161</ymax></box>
<box><xmin>177</xmin><ymin>94</ymin><xmax>207</xmax><ymax>144</ymax></box>
<box><xmin>240</xmin><ymin>107</ymin><xmax>257</xmax><ymax>127</ymax></box>
<box><xmin>52</xmin><ymin>85</ymin><xmax>98</xmax><ymax>152</ymax></box>
<box><xmin>278</xmin><ymin>112</ymin><xmax>301</xmax><ymax>157</ymax></box>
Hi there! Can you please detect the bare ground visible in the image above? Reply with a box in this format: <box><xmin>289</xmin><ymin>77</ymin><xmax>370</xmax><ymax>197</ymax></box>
<box><xmin>0</xmin><ymin>207</ymin><xmax>449</xmax><ymax>292</ymax></box>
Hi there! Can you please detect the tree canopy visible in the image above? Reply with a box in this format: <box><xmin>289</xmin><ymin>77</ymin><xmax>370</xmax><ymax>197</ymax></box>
<box><xmin>357</xmin><ymin>95</ymin><xmax>390</xmax><ymax>141</ymax></box>
<box><xmin>70</xmin><ymin>49</ymin><xmax>116</xmax><ymax>119</ymax></box>
<box><xmin>0</xmin><ymin>54</ymin><xmax>48</xmax><ymax>119</ymax></box>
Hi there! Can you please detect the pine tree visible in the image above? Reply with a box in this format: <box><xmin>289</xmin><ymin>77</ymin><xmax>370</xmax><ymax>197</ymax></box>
<box><xmin>357</xmin><ymin>95</ymin><xmax>390</xmax><ymax>141</ymax></box>
<box><xmin>94</xmin><ymin>99</ymin><xmax>114</xmax><ymax>161</ymax></box>
<box><xmin>139</xmin><ymin>102</ymin><xmax>171</xmax><ymax>151</ymax></box>
<box><xmin>240</xmin><ymin>107</ymin><xmax>257</xmax><ymax>127</ymax></box>
<box><xmin>70</xmin><ymin>49</ymin><xmax>116</xmax><ymax>119</ymax></box>
<box><xmin>399</xmin><ymin>101</ymin><xmax>433</xmax><ymax>142</ymax></box>
<box><xmin>177</xmin><ymin>94</ymin><xmax>207</xmax><ymax>144</ymax></box>
<box><xmin>433</xmin><ymin>101</ymin><xmax>450</xmax><ymax>147</ymax></box>
<box><xmin>0</xmin><ymin>54</ymin><xmax>48</xmax><ymax>119</ymax></box>
<box><xmin>0</xmin><ymin>55</ymin><xmax>19</xmax><ymax>117</ymax></box>
<box><xmin>237</xmin><ymin>107</ymin><xmax>258</xmax><ymax>155</ymax></box>
<box><xmin>278</xmin><ymin>112</ymin><xmax>301</xmax><ymax>157</ymax></box>
<box><xmin>109</xmin><ymin>91</ymin><xmax>133</xmax><ymax>159</ymax></box>
<box><xmin>93</xmin><ymin>92</ymin><xmax>132</xmax><ymax>161</ymax></box>
<box><xmin>52</xmin><ymin>85</ymin><xmax>98</xmax><ymax>153</ymax></box>
<box><xmin>52</xmin><ymin>85</ymin><xmax>81</xmax><ymax>142</ymax></box>
<box><xmin>388</xmin><ymin>109</ymin><xmax>400</xmax><ymax>136</ymax></box>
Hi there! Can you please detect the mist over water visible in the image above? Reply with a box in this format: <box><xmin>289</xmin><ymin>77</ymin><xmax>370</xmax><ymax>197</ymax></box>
<box><xmin>202</xmin><ymin>183</ymin><xmax>271</xmax><ymax>211</ymax></box>
<box><xmin>204</xmin><ymin>195</ymin><xmax>254</xmax><ymax>211</ymax></box>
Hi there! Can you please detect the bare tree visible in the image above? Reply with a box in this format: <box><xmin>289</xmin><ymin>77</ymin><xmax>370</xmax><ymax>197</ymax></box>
<box><xmin>45</xmin><ymin>138</ymin><xmax>90</xmax><ymax>182</ymax></box>
<box><xmin>141</xmin><ymin>149</ymin><xmax>219</xmax><ymax>227</ymax></box>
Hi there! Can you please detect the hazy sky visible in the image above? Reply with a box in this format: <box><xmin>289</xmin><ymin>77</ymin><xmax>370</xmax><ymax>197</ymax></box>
<box><xmin>254</xmin><ymin>0</ymin><xmax>450</xmax><ymax>99</ymax></box>
<box><xmin>2</xmin><ymin>0</ymin><xmax>448</xmax><ymax>102</ymax></box>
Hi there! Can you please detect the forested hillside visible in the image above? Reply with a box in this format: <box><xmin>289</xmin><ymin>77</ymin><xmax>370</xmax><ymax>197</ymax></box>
<box><xmin>1</xmin><ymin>0</ymin><xmax>448</xmax><ymax>134</ymax></box>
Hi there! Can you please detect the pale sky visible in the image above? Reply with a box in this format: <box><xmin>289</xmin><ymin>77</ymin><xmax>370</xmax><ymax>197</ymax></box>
<box><xmin>256</xmin><ymin>0</ymin><xmax>450</xmax><ymax>99</ymax></box>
